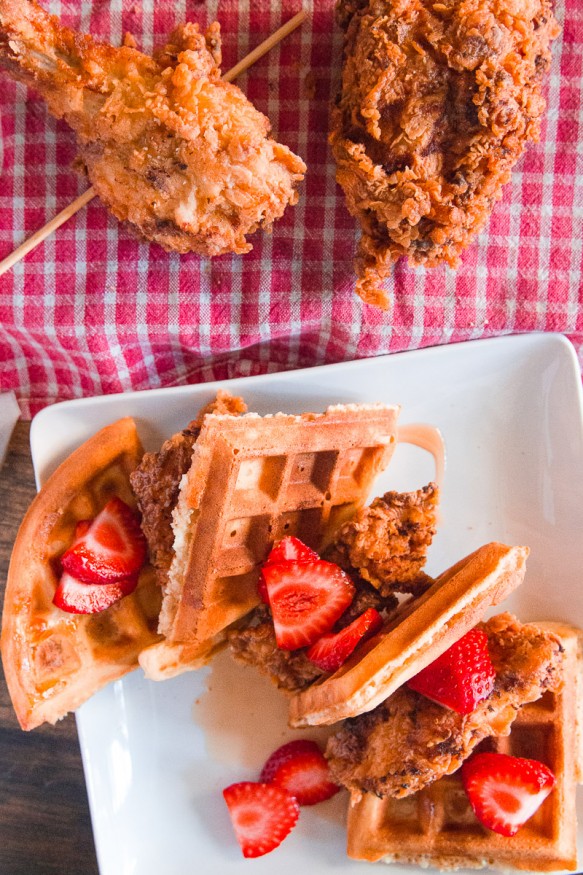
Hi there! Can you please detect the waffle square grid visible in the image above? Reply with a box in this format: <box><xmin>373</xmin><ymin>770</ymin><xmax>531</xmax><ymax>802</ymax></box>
<box><xmin>167</xmin><ymin>405</ymin><xmax>399</xmax><ymax>644</ymax></box>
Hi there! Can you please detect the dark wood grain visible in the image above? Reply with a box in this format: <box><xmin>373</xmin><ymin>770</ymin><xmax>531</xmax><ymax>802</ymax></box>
<box><xmin>0</xmin><ymin>423</ymin><xmax>99</xmax><ymax>875</ymax></box>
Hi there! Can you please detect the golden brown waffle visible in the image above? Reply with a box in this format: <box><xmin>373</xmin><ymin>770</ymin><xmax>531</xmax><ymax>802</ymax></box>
<box><xmin>290</xmin><ymin>542</ymin><xmax>529</xmax><ymax>727</ymax></box>
<box><xmin>1</xmin><ymin>418</ymin><xmax>162</xmax><ymax>730</ymax></box>
<box><xmin>346</xmin><ymin>622</ymin><xmax>581</xmax><ymax>872</ymax></box>
<box><xmin>141</xmin><ymin>403</ymin><xmax>399</xmax><ymax>679</ymax></box>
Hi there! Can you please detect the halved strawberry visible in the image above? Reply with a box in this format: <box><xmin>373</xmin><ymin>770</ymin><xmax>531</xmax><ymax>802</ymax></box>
<box><xmin>262</xmin><ymin>560</ymin><xmax>355</xmax><ymax>650</ymax></box>
<box><xmin>258</xmin><ymin>538</ymin><xmax>320</xmax><ymax>604</ymax></box>
<box><xmin>73</xmin><ymin>519</ymin><xmax>92</xmax><ymax>540</ymax></box>
<box><xmin>461</xmin><ymin>752</ymin><xmax>555</xmax><ymax>836</ymax></box>
<box><xmin>257</xmin><ymin>574</ymin><xmax>270</xmax><ymax>605</ymax></box>
<box><xmin>407</xmin><ymin>628</ymin><xmax>495</xmax><ymax>714</ymax></box>
<box><xmin>53</xmin><ymin>570</ymin><xmax>138</xmax><ymax>614</ymax></box>
<box><xmin>260</xmin><ymin>739</ymin><xmax>325</xmax><ymax>783</ymax></box>
<box><xmin>264</xmin><ymin>740</ymin><xmax>340</xmax><ymax>806</ymax></box>
<box><xmin>257</xmin><ymin>571</ymin><xmax>269</xmax><ymax>605</ymax></box>
<box><xmin>306</xmin><ymin>607</ymin><xmax>383</xmax><ymax>672</ymax></box>
<box><xmin>223</xmin><ymin>781</ymin><xmax>300</xmax><ymax>858</ymax></box>
<box><xmin>61</xmin><ymin>497</ymin><xmax>146</xmax><ymax>583</ymax></box>
<box><xmin>266</xmin><ymin>537</ymin><xmax>319</xmax><ymax>566</ymax></box>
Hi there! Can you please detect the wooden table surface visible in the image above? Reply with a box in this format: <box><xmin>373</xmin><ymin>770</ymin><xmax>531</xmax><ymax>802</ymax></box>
<box><xmin>0</xmin><ymin>423</ymin><xmax>99</xmax><ymax>875</ymax></box>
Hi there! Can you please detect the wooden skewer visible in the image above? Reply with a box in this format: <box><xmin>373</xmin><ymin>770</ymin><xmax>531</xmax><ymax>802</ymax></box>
<box><xmin>0</xmin><ymin>9</ymin><xmax>308</xmax><ymax>277</ymax></box>
<box><xmin>0</xmin><ymin>188</ymin><xmax>96</xmax><ymax>276</ymax></box>
<box><xmin>221</xmin><ymin>9</ymin><xmax>306</xmax><ymax>83</ymax></box>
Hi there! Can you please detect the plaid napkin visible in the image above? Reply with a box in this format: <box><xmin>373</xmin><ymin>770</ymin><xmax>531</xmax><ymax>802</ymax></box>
<box><xmin>0</xmin><ymin>0</ymin><xmax>581</xmax><ymax>418</ymax></box>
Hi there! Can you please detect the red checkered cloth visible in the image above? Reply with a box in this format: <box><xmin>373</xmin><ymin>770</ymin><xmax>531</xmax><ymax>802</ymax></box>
<box><xmin>0</xmin><ymin>0</ymin><xmax>582</xmax><ymax>418</ymax></box>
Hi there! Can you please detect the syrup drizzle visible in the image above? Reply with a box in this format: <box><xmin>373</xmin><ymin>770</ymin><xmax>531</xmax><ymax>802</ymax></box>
<box><xmin>398</xmin><ymin>423</ymin><xmax>446</xmax><ymax>487</ymax></box>
<box><xmin>192</xmin><ymin>649</ymin><xmax>332</xmax><ymax>766</ymax></box>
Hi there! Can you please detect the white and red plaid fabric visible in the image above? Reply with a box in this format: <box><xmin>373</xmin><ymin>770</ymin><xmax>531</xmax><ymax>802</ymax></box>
<box><xmin>0</xmin><ymin>0</ymin><xmax>581</xmax><ymax>418</ymax></box>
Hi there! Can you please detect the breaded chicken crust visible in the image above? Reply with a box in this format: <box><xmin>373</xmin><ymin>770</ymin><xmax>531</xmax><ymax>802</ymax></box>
<box><xmin>326</xmin><ymin>613</ymin><xmax>564</xmax><ymax>798</ymax></box>
<box><xmin>0</xmin><ymin>0</ymin><xmax>306</xmax><ymax>255</ymax></box>
<box><xmin>325</xmin><ymin>483</ymin><xmax>438</xmax><ymax>596</ymax></box>
<box><xmin>331</xmin><ymin>0</ymin><xmax>561</xmax><ymax>307</ymax></box>
<box><xmin>228</xmin><ymin>581</ymin><xmax>399</xmax><ymax>692</ymax></box>
<box><xmin>228</xmin><ymin>486</ymin><xmax>436</xmax><ymax>692</ymax></box>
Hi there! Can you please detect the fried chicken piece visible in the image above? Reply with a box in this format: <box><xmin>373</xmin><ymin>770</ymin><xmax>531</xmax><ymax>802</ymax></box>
<box><xmin>331</xmin><ymin>0</ymin><xmax>561</xmax><ymax>307</ymax></box>
<box><xmin>228</xmin><ymin>604</ymin><xmax>325</xmax><ymax>693</ymax></box>
<box><xmin>326</xmin><ymin>613</ymin><xmax>564</xmax><ymax>799</ymax></box>
<box><xmin>130</xmin><ymin>391</ymin><xmax>246</xmax><ymax>587</ymax></box>
<box><xmin>325</xmin><ymin>483</ymin><xmax>438</xmax><ymax>597</ymax></box>
<box><xmin>228</xmin><ymin>581</ymin><xmax>399</xmax><ymax>692</ymax></box>
<box><xmin>0</xmin><ymin>0</ymin><xmax>306</xmax><ymax>255</ymax></box>
<box><xmin>229</xmin><ymin>485</ymin><xmax>436</xmax><ymax>690</ymax></box>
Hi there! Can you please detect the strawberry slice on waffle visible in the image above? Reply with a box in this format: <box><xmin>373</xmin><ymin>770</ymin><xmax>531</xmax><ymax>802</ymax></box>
<box><xmin>306</xmin><ymin>607</ymin><xmax>383</xmax><ymax>672</ymax></box>
<box><xmin>461</xmin><ymin>752</ymin><xmax>555</xmax><ymax>836</ymax></box>
<box><xmin>262</xmin><ymin>560</ymin><xmax>355</xmax><ymax>650</ymax></box>
<box><xmin>258</xmin><ymin>537</ymin><xmax>319</xmax><ymax>604</ymax></box>
<box><xmin>61</xmin><ymin>496</ymin><xmax>146</xmax><ymax>583</ymax></box>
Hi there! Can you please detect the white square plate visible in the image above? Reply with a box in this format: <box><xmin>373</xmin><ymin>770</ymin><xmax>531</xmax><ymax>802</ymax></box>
<box><xmin>31</xmin><ymin>334</ymin><xmax>583</xmax><ymax>875</ymax></box>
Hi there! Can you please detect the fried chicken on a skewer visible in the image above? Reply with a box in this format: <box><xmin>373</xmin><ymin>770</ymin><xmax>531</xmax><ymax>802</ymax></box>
<box><xmin>0</xmin><ymin>0</ymin><xmax>306</xmax><ymax>256</ymax></box>
<box><xmin>331</xmin><ymin>0</ymin><xmax>560</xmax><ymax>308</ymax></box>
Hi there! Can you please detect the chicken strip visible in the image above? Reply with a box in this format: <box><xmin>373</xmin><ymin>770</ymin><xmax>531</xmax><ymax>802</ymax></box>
<box><xmin>326</xmin><ymin>613</ymin><xmax>564</xmax><ymax>798</ymax></box>
<box><xmin>325</xmin><ymin>483</ymin><xmax>438</xmax><ymax>597</ymax></box>
<box><xmin>0</xmin><ymin>0</ymin><xmax>306</xmax><ymax>255</ymax></box>
<box><xmin>331</xmin><ymin>0</ymin><xmax>561</xmax><ymax>307</ymax></box>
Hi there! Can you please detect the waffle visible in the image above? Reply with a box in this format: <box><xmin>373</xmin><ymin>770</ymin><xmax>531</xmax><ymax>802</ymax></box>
<box><xmin>289</xmin><ymin>542</ymin><xmax>529</xmax><ymax>727</ymax></box>
<box><xmin>346</xmin><ymin>622</ymin><xmax>581</xmax><ymax>872</ymax></box>
<box><xmin>141</xmin><ymin>403</ymin><xmax>399</xmax><ymax>679</ymax></box>
<box><xmin>1</xmin><ymin>418</ymin><xmax>162</xmax><ymax>730</ymax></box>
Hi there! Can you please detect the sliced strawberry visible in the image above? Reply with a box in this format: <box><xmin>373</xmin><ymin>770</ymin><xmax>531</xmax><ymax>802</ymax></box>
<box><xmin>306</xmin><ymin>607</ymin><xmax>383</xmax><ymax>672</ymax></box>
<box><xmin>257</xmin><ymin>573</ymin><xmax>270</xmax><ymax>605</ymax></box>
<box><xmin>266</xmin><ymin>741</ymin><xmax>340</xmax><ymax>806</ymax></box>
<box><xmin>461</xmin><ymin>752</ymin><xmax>555</xmax><ymax>836</ymax></box>
<box><xmin>262</xmin><ymin>560</ymin><xmax>355</xmax><ymax>650</ymax></box>
<box><xmin>258</xmin><ymin>538</ymin><xmax>320</xmax><ymax>605</ymax></box>
<box><xmin>53</xmin><ymin>570</ymin><xmax>138</xmax><ymax>614</ymax></box>
<box><xmin>260</xmin><ymin>739</ymin><xmax>325</xmax><ymax>783</ymax></box>
<box><xmin>73</xmin><ymin>519</ymin><xmax>92</xmax><ymax>540</ymax></box>
<box><xmin>61</xmin><ymin>497</ymin><xmax>146</xmax><ymax>583</ymax></box>
<box><xmin>407</xmin><ymin>628</ymin><xmax>495</xmax><ymax>714</ymax></box>
<box><xmin>223</xmin><ymin>781</ymin><xmax>299</xmax><ymax>858</ymax></box>
<box><xmin>266</xmin><ymin>537</ymin><xmax>319</xmax><ymax>566</ymax></box>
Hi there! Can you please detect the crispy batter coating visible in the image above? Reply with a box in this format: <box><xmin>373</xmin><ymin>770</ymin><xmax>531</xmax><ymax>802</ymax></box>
<box><xmin>228</xmin><ymin>581</ymin><xmax>399</xmax><ymax>692</ymax></box>
<box><xmin>0</xmin><ymin>0</ymin><xmax>306</xmax><ymax>255</ymax></box>
<box><xmin>325</xmin><ymin>483</ymin><xmax>438</xmax><ymax>597</ymax></box>
<box><xmin>229</xmin><ymin>485</ymin><xmax>436</xmax><ymax>690</ymax></box>
<box><xmin>227</xmin><ymin>604</ymin><xmax>325</xmax><ymax>693</ymax></box>
<box><xmin>326</xmin><ymin>613</ymin><xmax>564</xmax><ymax>798</ymax></box>
<box><xmin>331</xmin><ymin>0</ymin><xmax>561</xmax><ymax>307</ymax></box>
<box><xmin>130</xmin><ymin>391</ymin><xmax>246</xmax><ymax>587</ymax></box>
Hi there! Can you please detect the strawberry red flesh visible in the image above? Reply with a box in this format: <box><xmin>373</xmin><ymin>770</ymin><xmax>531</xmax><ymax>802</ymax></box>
<box><xmin>461</xmin><ymin>752</ymin><xmax>555</xmax><ymax>836</ymax></box>
<box><xmin>266</xmin><ymin>537</ymin><xmax>319</xmax><ymax>566</ymax></box>
<box><xmin>407</xmin><ymin>628</ymin><xmax>495</xmax><ymax>714</ymax></box>
<box><xmin>73</xmin><ymin>520</ymin><xmax>92</xmax><ymax>540</ymax></box>
<box><xmin>306</xmin><ymin>607</ymin><xmax>383</xmax><ymax>672</ymax></box>
<box><xmin>61</xmin><ymin>497</ymin><xmax>146</xmax><ymax>583</ymax></box>
<box><xmin>223</xmin><ymin>781</ymin><xmax>299</xmax><ymax>858</ymax></box>
<box><xmin>258</xmin><ymin>538</ymin><xmax>320</xmax><ymax>605</ymax></box>
<box><xmin>263</xmin><ymin>560</ymin><xmax>355</xmax><ymax>650</ymax></box>
<box><xmin>267</xmin><ymin>742</ymin><xmax>340</xmax><ymax>806</ymax></box>
<box><xmin>53</xmin><ymin>570</ymin><xmax>138</xmax><ymax>614</ymax></box>
<box><xmin>260</xmin><ymin>739</ymin><xmax>322</xmax><ymax>784</ymax></box>
<box><xmin>257</xmin><ymin>573</ymin><xmax>270</xmax><ymax>605</ymax></box>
